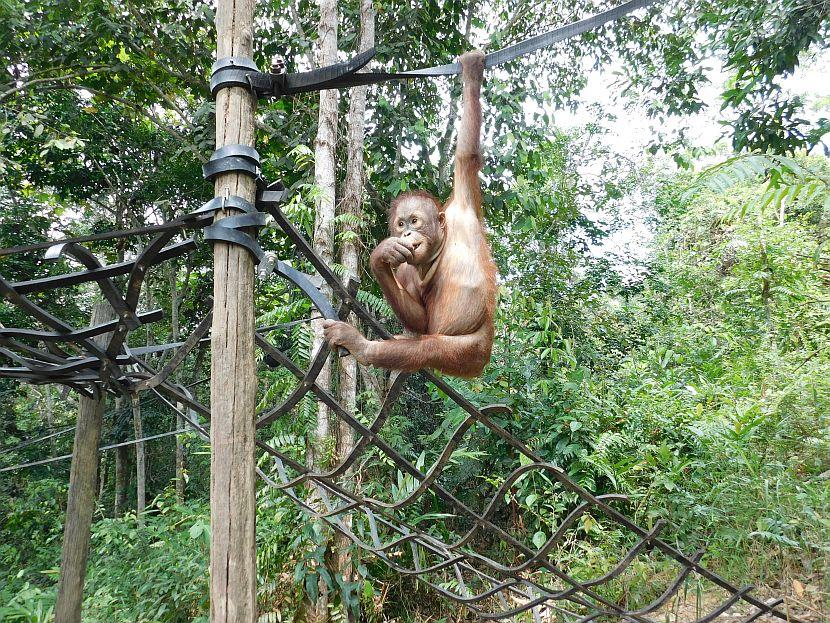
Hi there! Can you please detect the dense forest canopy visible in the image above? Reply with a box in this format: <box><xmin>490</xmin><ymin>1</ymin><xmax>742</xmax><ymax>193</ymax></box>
<box><xmin>0</xmin><ymin>0</ymin><xmax>828</xmax><ymax>621</ymax></box>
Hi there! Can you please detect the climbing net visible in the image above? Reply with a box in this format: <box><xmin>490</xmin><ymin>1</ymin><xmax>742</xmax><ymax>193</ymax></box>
<box><xmin>0</xmin><ymin>195</ymin><xmax>800</xmax><ymax>622</ymax></box>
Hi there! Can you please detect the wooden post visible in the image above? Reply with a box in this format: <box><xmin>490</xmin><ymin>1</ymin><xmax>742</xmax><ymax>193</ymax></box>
<box><xmin>54</xmin><ymin>300</ymin><xmax>116</xmax><ymax>623</ymax></box>
<box><xmin>210</xmin><ymin>1</ymin><xmax>258</xmax><ymax>622</ymax></box>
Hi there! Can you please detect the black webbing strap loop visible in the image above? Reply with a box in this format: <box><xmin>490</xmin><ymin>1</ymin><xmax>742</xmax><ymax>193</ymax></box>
<box><xmin>210</xmin><ymin>56</ymin><xmax>277</xmax><ymax>98</ymax></box>
<box><xmin>203</xmin><ymin>212</ymin><xmax>268</xmax><ymax>264</ymax></box>
<box><xmin>311</xmin><ymin>0</ymin><xmax>658</xmax><ymax>90</ymax></box>
<box><xmin>192</xmin><ymin>194</ymin><xmax>267</xmax><ymax>263</ymax></box>
<box><xmin>202</xmin><ymin>144</ymin><xmax>261</xmax><ymax>181</ymax></box>
<box><xmin>191</xmin><ymin>195</ymin><xmax>257</xmax><ymax>216</ymax></box>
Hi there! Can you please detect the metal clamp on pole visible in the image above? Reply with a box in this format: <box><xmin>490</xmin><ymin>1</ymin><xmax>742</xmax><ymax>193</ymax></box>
<box><xmin>257</xmin><ymin>180</ymin><xmax>289</xmax><ymax>207</ymax></box>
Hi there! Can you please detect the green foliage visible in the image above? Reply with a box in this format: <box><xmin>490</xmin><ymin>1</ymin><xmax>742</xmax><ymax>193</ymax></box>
<box><xmin>0</xmin><ymin>0</ymin><xmax>829</xmax><ymax>619</ymax></box>
<box><xmin>81</xmin><ymin>497</ymin><xmax>210</xmax><ymax>622</ymax></box>
<box><xmin>686</xmin><ymin>153</ymin><xmax>830</xmax><ymax>222</ymax></box>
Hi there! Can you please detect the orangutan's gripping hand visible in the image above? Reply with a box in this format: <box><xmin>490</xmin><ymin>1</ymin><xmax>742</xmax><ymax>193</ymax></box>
<box><xmin>322</xmin><ymin>319</ymin><xmax>370</xmax><ymax>360</ymax></box>
<box><xmin>371</xmin><ymin>236</ymin><xmax>415</xmax><ymax>269</ymax></box>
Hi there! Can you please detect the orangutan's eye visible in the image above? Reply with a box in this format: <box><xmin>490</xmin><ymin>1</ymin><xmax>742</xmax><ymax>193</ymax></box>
<box><xmin>398</xmin><ymin>220</ymin><xmax>404</xmax><ymax>228</ymax></box>
<box><xmin>411</xmin><ymin>217</ymin><xmax>418</xmax><ymax>225</ymax></box>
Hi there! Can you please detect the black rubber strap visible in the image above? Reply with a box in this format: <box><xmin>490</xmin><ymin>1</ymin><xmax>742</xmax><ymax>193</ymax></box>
<box><xmin>204</xmin><ymin>225</ymin><xmax>265</xmax><ymax>263</ymax></box>
<box><xmin>217</xmin><ymin>213</ymin><xmax>268</xmax><ymax>230</ymax></box>
<box><xmin>202</xmin><ymin>144</ymin><xmax>261</xmax><ymax>181</ymax></box>
<box><xmin>485</xmin><ymin>0</ymin><xmax>657</xmax><ymax>68</ymax></box>
<box><xmin>317</xmin><ymin>0</ymin><xmax>658</xmax><ymax>90</ymax></box>
<box><xmin>210</xmin><ymin>56</ymin><xmax>278</xmax><ymax>97</ymax></box>
<box><xmin>210</xmin><ymin>57</ymin><xmax>259</xmax><ymax>95</ymax></box>
<box><xmin>235</xmin><ymin>0</ymin><xmax>658</xmax><ymax>98</ymax></box>
<box><xmin>194</xmin><ymin>193</ymin><xmax>267</xmax><ymax>263</ymax></box>
<box><xmin>276</xmin><ymin>48</ymin><xmax>375</xmax><ymax>96</ymax></box>
<box><xmin>211</xmin><ymin>56</ymin><xmax>258</xmax><ymax>74</ymax></box>
<box><xmin>190</xmin><ymin>195</ymin><xmax>257</xmax><ymax>216</ymax></box>
<box><xmin>274</xmin><ymin>261</ymin><xmax>339</xmax><ymax>320</ymax></box>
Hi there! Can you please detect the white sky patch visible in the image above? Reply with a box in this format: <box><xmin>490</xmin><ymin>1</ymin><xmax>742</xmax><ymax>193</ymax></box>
<box><xmin>548</xmin><ymin>50</ymin><xmax>830</xmax><ymax>279</ymax></box>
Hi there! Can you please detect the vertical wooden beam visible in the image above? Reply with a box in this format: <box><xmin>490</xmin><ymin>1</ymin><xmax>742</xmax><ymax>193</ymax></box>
<box><xmin>54</xmin><ymin>300</ymin><xmax>115</xmax><ymax>623</ymax></box>
<box><xmin>211</xmin><ymin>1</ymin><xmax>258</xmax><ymax>622</ymax></box>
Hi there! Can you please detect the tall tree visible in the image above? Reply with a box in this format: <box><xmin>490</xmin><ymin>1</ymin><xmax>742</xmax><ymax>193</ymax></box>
<box><xmin>309</xmin><ymin>0</ymin><xmax>339</xmax><ymax>620</ymax></box>
<box><xmin>54</xmin><ymin>300</ymin><xmax>116</xmax><ymax>623</ymax></box>
<box><xmin>131</xmin><ymin>394</ymin><xmax>146</xmax><ymax>524</ymax></box>
<box><xmin>335</xmin><ymin>0</ymin><xmax>375</xmax><ymax>616</ymax></box>
<box><xmin>113</xmin><ymin>397</ymin><xmax>129</xmax><ymax>517</ymax></box>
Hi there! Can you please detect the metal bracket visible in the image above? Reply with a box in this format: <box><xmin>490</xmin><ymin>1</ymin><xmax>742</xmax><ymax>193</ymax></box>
<box><xmin>258</xmin><ymin>180</ymin><xmax>289</xmax><ymax>206</ymax></box>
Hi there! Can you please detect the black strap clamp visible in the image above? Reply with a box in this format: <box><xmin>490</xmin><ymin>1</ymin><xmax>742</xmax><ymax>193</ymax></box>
<box><xmin>210</xmin><ymin>56</ymin><xmax>280</xmax><ymax>99</ymax></box>
<box><xmin>202</xmin><ymin>144</ymin><xmax>261</xmax><ymax>182</ymax></box>
<box><xmin>192</xmin><ymin>193</ymin><xmax>267</xmax><ymax>264</ymax></box>
<box><xmin>210</xmin><ymin>48</ymin><xmax>377</xmax><ymax>100</ymax></box>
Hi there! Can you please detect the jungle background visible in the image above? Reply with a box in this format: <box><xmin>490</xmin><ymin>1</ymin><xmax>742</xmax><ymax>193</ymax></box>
<box><xmin>0</xmin><ymin>0</ymin><xmax>828</xmax><ymax>621</ymax></box>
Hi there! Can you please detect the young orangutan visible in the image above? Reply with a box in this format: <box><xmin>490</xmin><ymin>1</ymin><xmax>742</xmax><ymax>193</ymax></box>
<box><xmin>323</xmin><ymin>50</ymin><xmax>496</xmax><ymax>378</ymax></box>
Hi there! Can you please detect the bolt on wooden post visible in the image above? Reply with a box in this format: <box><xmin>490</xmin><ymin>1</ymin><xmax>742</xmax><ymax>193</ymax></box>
<box><xmin>210</xmin><ymin>0</ymin><xmax>258</xmax><ymax>621</ymax></box>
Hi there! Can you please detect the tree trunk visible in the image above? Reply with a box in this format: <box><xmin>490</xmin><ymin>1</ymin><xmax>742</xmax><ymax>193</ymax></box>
<box><xmin>211</xmin><ymin>1</ymin><xmax>258</xmax><ymax>622</ymax></box>
<box><xmin>335</xmin><ymin>0</ymin><xmax>374</xmax><ymax>618</ymax></box>
<box><xmin>308</xmin><ymin>0</ymin><xmax>339</xmax><ymax>621</ymax></box>
<box><xmin>169</xmin><ymin>263</ymin><xmax>186</xmax><ymax>502</ymax></box>
<box><xmin>54</xmin><ymin>300</ymin><xmax>116</xmax><ymax>623</ymax></box>
<box><xmin>310</xmin><ymin>0</ymin><xmax>339</xmax><ymax>473</ymax></box>
<box><xmin>175</xmin><ymin>402</ymin><xmax>186</xmax><ymax>501</ymax></box>
<box><xmin>114</xmin><ymin>446</ymin><xmax>128</xmax><ymax>517</ymax></box>
<box><xmin>113</xmin><ymin>397</ymin><xmax>128</xmax><ymax>517</ymax></box>
<box><xmin>97</xmin><ymin>452</ymin><xmax>109</xmax><ymax>506</ymax></box>
<box><xmin>131</xmin><ymin>394</ymin><xmax>146</xmax><ymax>524</ymax></box>
<box><xmin>45</xmin><ymin>384</ymin><xmax>57</xmax><ymax>457</ymax></box>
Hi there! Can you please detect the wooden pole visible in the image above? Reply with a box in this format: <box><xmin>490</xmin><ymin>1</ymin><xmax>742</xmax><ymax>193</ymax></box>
<box><xmin>54</xmin><ymin>300</ymin><xmax>116</xmax><ymax>623</ymax></box>
<box><xmin>210</xmin><ymin>1</ymin><xmax>258</xmax><ymax>622</ymax></box>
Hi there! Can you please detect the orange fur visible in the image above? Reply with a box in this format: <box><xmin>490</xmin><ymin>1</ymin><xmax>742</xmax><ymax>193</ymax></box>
<box><xmin>324</xmin><ymin>50</ymin><xmax>495</xmax><ymax>378</ymax></box>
